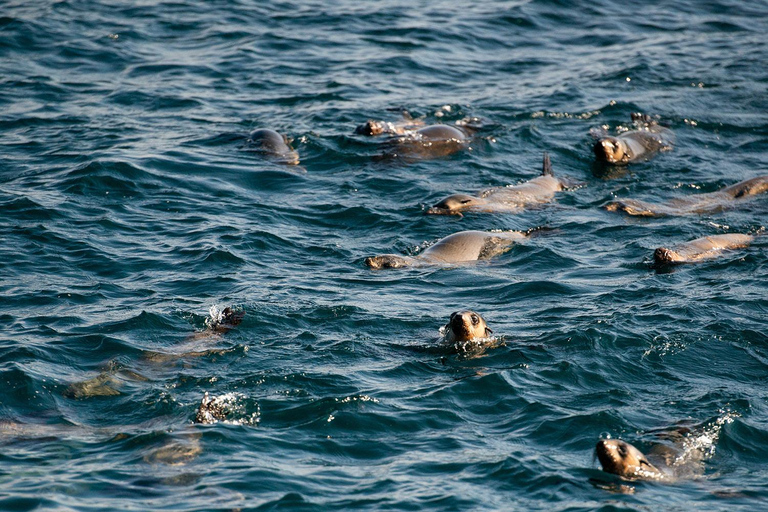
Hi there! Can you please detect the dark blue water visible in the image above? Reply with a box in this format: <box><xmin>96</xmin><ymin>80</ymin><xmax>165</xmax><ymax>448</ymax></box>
<box><xmin>1</xmin><ymin>0</ymin><xmax>767</xmax><ymax>510</ymax></box>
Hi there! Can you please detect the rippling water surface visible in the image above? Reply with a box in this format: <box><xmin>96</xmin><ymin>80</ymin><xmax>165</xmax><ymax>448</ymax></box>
<box><xmin>1</xmin><ymin>0</ymin><xmax>767</xmax><ymax>510</ymax></box>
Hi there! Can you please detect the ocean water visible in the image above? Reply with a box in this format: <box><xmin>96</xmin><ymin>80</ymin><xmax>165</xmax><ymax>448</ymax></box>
<box><xmin>1</xmin><ymin>0</ymin><xmax>767</xmax><ymax>510</ymax></box>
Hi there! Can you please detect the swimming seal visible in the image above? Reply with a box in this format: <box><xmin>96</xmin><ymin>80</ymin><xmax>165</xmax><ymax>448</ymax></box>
<box><xmin>194</xmin><ymin>392</ymin><xmax>230</xmax><ymax>424</ymax></box>
<box><xmin>386</xmin><ymin>124</ymin><xmax>471</xmax><ymax>160</ymax></box>
<box><xmin>595</xmin><ymin>439</ymin><xmax>669</xmax><ymax>481</ymax></box>
<box><xmin>427</xmin><ymin>153</ymin><xmax>569</xmax><ymax>216</ymax></box>
<box><xmin>606</xmin><ymin>175</ymin><xmax>768</xmax><ymax>216</ymax></box>
<box><xmin>365</xmin><ymin>229</ymin><xmax>528</xmax><ymax>269</ymax></box>
<box><xmin>247</xmin><ymin>128</ymin><xmax>300</xmax><ymax>165</ymax></box>
<box><xmin>593</xmin><ymin>113</ymin><xmax>674</xmax><ymax>164</ymax></box>
<box><xmin>442</xmin><ymin>310</ymin><xmax>492</xmax><ymax>344</ymax></box>
<box><xmin>653</xmin><ymin>233</ymin><xmax>753</xmax><ymax>265</ymax></box>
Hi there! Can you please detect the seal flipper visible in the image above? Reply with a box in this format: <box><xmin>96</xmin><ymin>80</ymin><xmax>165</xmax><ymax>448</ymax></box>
<box><xmin>542</xmin><ymin>152</ymin><xmax>553</xmax><ymax>176</ymax></box>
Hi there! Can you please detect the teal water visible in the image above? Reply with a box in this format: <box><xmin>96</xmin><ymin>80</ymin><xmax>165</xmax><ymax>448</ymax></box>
<box><xmin>1</xmin><ymin>0</ymin><xmax>767</xmax><ymax>510</ymax></box>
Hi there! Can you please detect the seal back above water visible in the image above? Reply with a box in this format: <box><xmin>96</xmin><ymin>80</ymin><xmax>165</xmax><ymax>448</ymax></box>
<box><xmin>247</xmin><ymin>128</ymin><xmax>300</xmax><ymax>165</ymax></box>
<box><xmin>427</xmin><ymin>152</ymin><xmax>568</xmax><ymax>216</ymax></box>
<box><xmin>365</xmin><ymin>230</ymin><xmax>528</xmax><ymax>269</ymax></box>
<box><xmin>606</xmin><ymin>175</ymin><xmax>768</xmax><ymax>217</ymax></box>
<box><xmin>653</xmin><ymin>233</ymin><xmax>753</xmax><ymax>265</ymax></box>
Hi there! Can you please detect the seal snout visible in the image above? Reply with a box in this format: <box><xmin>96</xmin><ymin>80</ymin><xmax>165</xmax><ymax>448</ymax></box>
<box><xmin>446</xmin><ymin>310</ymin><xmax>490</xmax><ymax>343</ymax></box>
<box><xmin>365</xmin><ymin>254</ymin><xmax>408</xmax><ymax>269</ymax></box>
<box><xmin>594</xmin><ymin>138</ymin><xmax>623</xmax><ymax>163</ymax></box>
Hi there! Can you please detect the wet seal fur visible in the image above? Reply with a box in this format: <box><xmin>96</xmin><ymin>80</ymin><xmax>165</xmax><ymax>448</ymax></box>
<box><xmin>365</xmin><ymin>229</ymin><xmax>529</xmax><ymax>269</ymax></box>
<box><xmin>595</xmin><ymin>439</ymin><xmax>670</xmax><ymax>481</ymax></box>
<box><xmin>358</xmin><ymin>113</ymin><xmax>478</xmax><ymax>160</ymax></box>
<box><xmin>653</xmin><ymin>233</ymin><xmax>753</xmax><ymax>265</ymax></box>
<box><xmin>247</xmin><ymin>128</ymin><xmax>300</xmax><ymax>165</ymax></box>
<box><xmin>427</xmin><ymin>152</ymin><xmax>572</xmax><ymax>216</ymax></box>
<box><xmin>593</xmin><ymin>113</ymin><xmax>674</xmax><ymax>165</ymax></box>
<box><xmin>606</xmin><ymin>175</ymin><xmax>768</xmax><ymax>217</ymax></box>
<box><xmin>441</xmin><ymin>310</ymin><xmax>495</xmax><ymax>352</ymax></box>
<box><xmin>194</xmin><ymin>392</ymin><xmax>230</xmax><ymax>424</ymax></box>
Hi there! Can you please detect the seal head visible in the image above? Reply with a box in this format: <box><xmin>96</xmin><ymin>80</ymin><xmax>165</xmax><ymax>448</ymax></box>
<box><xmin>443</xmin><ymin>310</ymin><xmax>492</xmax><ymax>343</ymax></box>
<box><xmin>247</xmin><ymin>128</ymin><xmax>300</xmax><ymax>165</ymax></box>
<box><xmin>365</xmin><ymin>254</ymin><xmax>412</xmax><ymax>269</ymax></box>
<box><xmin>426</xmin><ymin>194</ymin><xmax>483</xmax><ymax>215</ymax></box>
<box><xmin>356</xmin><ymin>120</ymin><xmax>386</xmax><ymax>136</ymax></box>
<box><xmin>595</xmin><ymin>439</ymin><xmax>666</xmax><ymax>481</ymax></box>
<box><xmin>653</xmin><ymin>247</ymin><xmax>682</xmax><ymax>265</ymax></box>
<box><xmin>594</xmin><ymin>137</ymin><xmax>628</xmax><ymax>164</ymax></box>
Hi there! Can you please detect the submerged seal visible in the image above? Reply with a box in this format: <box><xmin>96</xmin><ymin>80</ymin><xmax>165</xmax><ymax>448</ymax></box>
<box><xmin>194</xmin><ymin>392</ymin><xmax>230</xmax><ymax>424</ymax></box>
<box><xmin>442</xmin><ymin>310</ymin><xmax>492</xmax><ymax>344</ymax></box>
<box><xmin>365</xmin><ymin>229</ymin><xmax>528</xmax><ymax>269</ymax></box>
<box><xmin>247</xmin><ymin>128</ymin><xmax>300</xmax><ymax>165</ymax></box>
<box><xmin>427</xmin><ymin>153</ymin><xmax>569</xmax><ymax>216</ymax></box>
<box><xmin>653</xmin><ymin>233</ymin><xmax>753</xmax><ymax>265</ymax></box>
<box><xmin>607</xmin><ymin>175</ymin><xmax>768</xmax><ymax>217</ymax></box>
<box><xmin>593</xmin><ymin>113</ymin><xmax>674</xmax><ymax>164</ymax></box>
<box><xmin>595</xmin><ymin>439</ymin><xmax>669</xmax><ymax>481</ymax></box>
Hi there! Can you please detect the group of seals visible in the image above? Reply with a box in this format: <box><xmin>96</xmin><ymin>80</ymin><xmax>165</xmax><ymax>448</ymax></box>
<box><xmin>591</xmin><ymin>114</ymin><xmax>758</xmax><ymax>265</ymax></box>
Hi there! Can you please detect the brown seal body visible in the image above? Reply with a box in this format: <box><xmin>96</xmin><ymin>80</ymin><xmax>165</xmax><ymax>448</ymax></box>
<box><xmin>595</xmin><ymin>440</ymin><xmax>669</xmax><ymax>481</ymax></box>
<box><xmin>387</xmin><ymin>124</ymin><xmax>471</xmax><ymax>160</ymax></box>
<box><xmin>653</xmin><ymin>234</ymin><xmax>753</xmax><ymax>265</ymax></box>
<box><xmin>607</xmin><ymin>175</ymin><xmax>768</xmax><ymax>217</ymax></box>
<box><xmin>593</xmin><ymin>113</ymin><xmax>674</xmax><ymax>164</ymax></box>
<box><xmin>365</xmin><ymin>230</ymin><xmax>527</xmax><ymax>269</ymax></box>
<box><xmin>427</xmin><ymin>153</ymin><xmax>566</xmax><ymax>216</ymax></box>
<box><xmin>247</xmin><ymin>129</ymin><xmax>300</xmax><ymax>165</ymax></box>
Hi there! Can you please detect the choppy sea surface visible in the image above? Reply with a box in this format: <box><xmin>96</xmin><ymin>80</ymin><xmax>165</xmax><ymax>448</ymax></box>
<box><xmin>1</xmin><ymin>0</ymin><xmax>767</xmax><ymax>510</ymax></box>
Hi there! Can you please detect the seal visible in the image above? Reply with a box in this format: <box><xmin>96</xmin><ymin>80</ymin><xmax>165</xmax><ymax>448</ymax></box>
<box><xmin>385</xmin><ymin>123</ymin><xmax>471</xmax><ymax>160</ymax></box>
<box><xmin>365</xmin><ymin>229</ymin><xmax>528</xmax><ymax>269</ymax></box>
<box><xmin>606</xmin><ymin>175</ymin><xmax>768</xmax><ymax>217</ymax></box>
<box><xmin>427</xmin><ymin>153</ymin><xmax>568</xmax><ymax>216</ymax></box>
<box><xmin>442</xmin><ymin>310</ymin><xmax>492</xmax><ymax>343</ymax></box>
<box><xmin>595</xmin><ymin>439</ymin><xmax>669</xmax><ymax>481</ymax></box>
<box><xmin>247</xmin><ymin>128</ymin><xmax>300</xmax><ymax>165</ymax></box>
<box><xmin>593</xmin><ymin>113</ymin><xmax>674</xmax><ymax>164</ymax></box>
<box><xmin>144</xmin><ymin>306</ymin><xmax>245</xmax><ymax>363</ymax></box>
<box><xmin>194</xmin><ymin>392</ymin><xmax>230</xmax><ymax>424</ymax></box>
<box><xmin>653</xmin><ymin>233</ymin><xmax>753</xmax><ymax>265</ymax></box>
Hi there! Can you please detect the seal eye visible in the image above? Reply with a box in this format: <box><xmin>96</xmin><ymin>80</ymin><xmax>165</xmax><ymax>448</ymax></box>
<box><xmin>618</xmin><ymin>445</ymin><xmax>627</xmax><ymax>457</ymax></box>
<box><xmin>460</xmin><ymin>199</ymin><xmax>472</xmax><ymax>204</ymax></box>
<box><xmin>471</xmin><ymin>314</ymin><xmax>479</xmax><ymax>325</ymax></box>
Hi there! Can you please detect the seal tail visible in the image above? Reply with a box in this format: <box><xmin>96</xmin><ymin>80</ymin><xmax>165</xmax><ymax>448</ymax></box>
<box><xmin>542</xmin><ymin>152</ymin><xmax>553</xmax><ymax>176</ymax></box>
